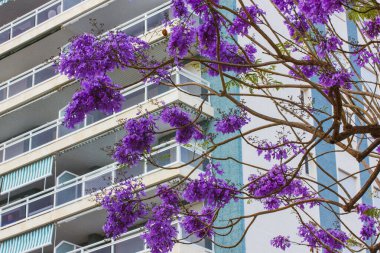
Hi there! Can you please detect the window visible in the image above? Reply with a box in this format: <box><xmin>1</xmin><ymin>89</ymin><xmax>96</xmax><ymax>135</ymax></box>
<box><xmin>339</xmin><ymin>170</ymin><xmax>357</xmax><ymax>198</ymax></box>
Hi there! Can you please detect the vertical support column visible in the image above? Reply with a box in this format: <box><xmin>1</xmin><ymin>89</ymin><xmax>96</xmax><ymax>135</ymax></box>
<box><xmin>346</xmin><ymin>14</ymin><xmax>372</xmax><ymax>206</ymax></box>
<box><xmin>202</xmin><ymin>1</ymin><xmax>245</xmax><ymax>252</ymax></box>
<box><xmin>311</xmin><ymin>24</ymin><xmax>340</xmax><ymax>229</ymax></box>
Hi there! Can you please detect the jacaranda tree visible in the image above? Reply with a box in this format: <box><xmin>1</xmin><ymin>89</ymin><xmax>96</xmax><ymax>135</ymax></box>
<box><xmin>57</xmin><ymin>0</ymin><xmax>380</xmax><ymax>252</ymax></box>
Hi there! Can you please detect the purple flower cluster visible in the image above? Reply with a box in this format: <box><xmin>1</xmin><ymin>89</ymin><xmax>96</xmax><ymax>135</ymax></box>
<box><xmin>257</xmin><ymin>138</ymin><xmax>305</xmax><ymax>162</ymax></box>
<box><xmin>316</xmin><ymin>35</ymin><xmax>343</xmax><ymax>58</ymax></box>
<box><xmin>298</xmin><ymin>223</ymin><xmax>348</xmax><ymax>253</ymax></box>
<box><xmin>363</xmin><ymin>17</ymin><xmax>380</xmax><ymax>39</ymax></box>
<box><xmin>100</xmin><ymin>179</ymin><xmax>147</xmax><ymax>238</ymax></box>
<box><xmin>355</xmin><ymin>48</ymin><xmax>380</xmax><ymax>67</ymax></box>
<box><xmin>230</xmin><ymin>4</ymin><xmax>264</xmax><ymax>35</ymax></box>
<box><xmin>64</xmin><ymin>76</ymin><xmax>124</xmax><ymax>128</ymax></box>
<box><xmin>271</xmin><ymin>235</ymin><xmax>291</xmax><ymax>251</ymax></box>
<box><xmin>172</xmin><ymin>0</ymin><xmax>188</xmax><ymax>18</ymax></box>
<box><xmin>183</xmin><ymin>167</ymin><xmax>237</xmax><ymax>207</ymax></box>
<box><xmin>248</xmin><ymin>164</ymin><xmax>312</xmax><ymax>210</ymax></box>
<box><xmin>298</xmin><ymin>0</ymin><xmax>345</xmax><ymax>24</ymax></box>
<box><xmin>167</xmin><ymin>24</ymin><xmax>196</xmax><ymax>60</ymax></box>
<box><xmin>357</xmin><ymin>204</ymin><xmax>379</xmax><ymax>240</ymax></box>
<box><xmin>161</xmin><ymin>106</ymin><xmax>203</xmax><ymax>143</ymax></box>
<box><xmin>113</xmin><ymin>115</ymin><xmax>157</xmax><ymax>166</ymax></box>
<box><xmin>182</xmin><ymin>206</ymin><xmax>215</xmax><ymax>238</ymax></box>
<box><xmin>215</xmin><ymin>110</ymin><xmax>250</xmax><ymax>134</ymax></box>
<box><xmin>319</xmin><ymin>70</ymin><xmax>353</xmax><ymax>90</ymax></box>
<box><xmin>142</xmin><ymin>185</ymin><xmax>180</xmax><ymax>253</ymax></box>
<box><xmin>59</xmin><ymin>32</ymin><xmax>148</xmax><ymax>80</ymax></box>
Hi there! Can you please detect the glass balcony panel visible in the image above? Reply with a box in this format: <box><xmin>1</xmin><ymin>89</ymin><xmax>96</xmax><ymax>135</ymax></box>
<box><xmin>37</xmin><ymin>3</ymin><xmax>62</xmax><ymax>24</ymax></box>
<box><xmin>35</xmin><ymin>65</ymin><xmax>56</xmax><ymax>84</ymax></box>
<box><xmin>0</xmin><ymin>28</ymin><xmax>11</xmax><ymax>44</ymax></box>
<box><xmin>28</xmin><ymin>194</ymin><xmax>54</xmax><ymax>216</ymax></box>
<box><xmin>147</xmin><ymin>9</ymin><xmax>172</xmax><ymax>31</ymax></box>
<box><xmin>115</xmin><ymin>161</ymin><xmax>144</xmax><ymax>182</ymax></box>
<box><xmin>1</xmin><ymin>205</ymin><xmax>26</xmax><ymax>226</ymax></box>
<box><xmin>179</xmin><ymin>75</ymin><xmax>208</xmax><ymax>101</ymax></box>
<box><xmin>0</xmin><ymin>149</ymin><xmax>3</xmax><ymax>163</ymax></box>
<box><xmin>147</xmin><ymin>84</ymin><xmax>172</xmax><ymax>99</ymax></box>
<box><xmin>55</xmin><ymin>183</ymin><xmax>82</xmax><ymax>206</ymax></box>
<box><xmin>147</xmin><ymin>147</ymin><xmax>177</xmax><ymax>172</ymax></box>
<box><xmin>123</xmin><ymin>21</ymin><xmax>145</xmax><ymax>37</ymax></box>
<box><xmin>12</xmin><ymin>16</ymin><xmax>35</xmax><ymax>37</ymax></box>
<box><xmin>180</xmin><ymin>147</ymin><xmax>200</xmax><ymax>167</ymax></box>
<box><xmin>63</xmin><ymin>0</ymin><xmax>82</xmax><ymax>11</ymax></box>
<box><xmin>31</xmin><ymin>127</ymin><xmax>57</xmax><ymax>149</ymax></box>
<box><xmin>114</xmin><ymin>237</ymin><xmax>145</xmax><ymax>253</ymax></box>
<box><xmin>58</xmin><ymin>122</ymin><xmax>84</xmax><ymax>137</ymax></box>
<box><xmin>90</xmin><ymin>246</ymin><xmax>111</xmax><ymax>253</ymax></box>
<box><xmin>9</xmin><ymin>74</ymin><xmax>33</xmax><ymax>97</ymax></box>
<box><xmin>5</xmin><ymin>139</ymin><xmax>30</xmax><ymax>160</ymax></box>
<box><xmin>84</xmin><ymin>172</ymin><xmax>112</xmax><ymax>195</ymax></box>
<box><xmin>86</xmin><ymin>111</ymin><xmax>107</xmax><ymax>126</ymax></box>
<box><xmin>122</xmin><ymin>88</ymin><xmax>145</xmax><ymax>110</ymax></box>
<box><xmin>0</xmin><ymin>86</ymin><xmax>7</xmax><ymax>101</ymax></box>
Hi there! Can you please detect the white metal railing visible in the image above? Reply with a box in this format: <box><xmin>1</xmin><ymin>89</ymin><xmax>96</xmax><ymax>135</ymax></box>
<box><xmin>0</xmin><ymin>0</ymin><xmax>86</xmax><ymax>45</ymax></box>
<box><xmin>61</xmin><ymin>223</ymin><xmax>213</xmax><ymax>253</ymax></box>
<box><xmin>0</xmin><ymin>63</ymin><xmax>56</xmax><ymax>102</ymax></box>
<box><xmin>0</xmin><ymin>1</ymin><xmax>173</xmax><ymax>104</ymax></box>
<box><xmin>0</xmin><ymin>141</ymin><xmax>205</xmax><ymax>228</ymax></box>
<box><xmin>0</xmin><ymin>68</ymin><xmax>208</xmax><ymax>164</ymax></box>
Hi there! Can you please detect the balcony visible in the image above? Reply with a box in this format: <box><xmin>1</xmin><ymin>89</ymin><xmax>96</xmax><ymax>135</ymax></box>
<box><xmin>0</xmin><ymin>2</ymin><xmax>173</xmax><ymax>115</ymax></box>
<box><xmin>0</xmin><ymin>141</ymin><xmax>204</xmax><ymax>228</ymax></box>
<box><xmin>55</xmin><ymin>224</ymin><xmax>213</xmax><ymax>253</ymax></box>
<box><xmin>0</xmin><ymin>0</ymin><xmax>86</xmax><ymax>45</ymax></box>
<box><xmin>0</xmin><ymin>0</ymin><xmax>171</xmax><ymax>86</ymax></box>
<box><xmin>0</xmin><ymin>69</ymin><xmax>209</xmax><ymax>167</ymax></box>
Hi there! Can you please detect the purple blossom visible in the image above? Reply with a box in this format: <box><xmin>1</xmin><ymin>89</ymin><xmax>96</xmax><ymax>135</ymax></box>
<box><xmin>298</xmin><ymin>0</ymin><xmax>345</xmax><ymax>24</ymax></box>
<box><xmin>142</xmin><ymin>186</ymin><xmax>181</xmax><ymax>253</ymax></box>
<box><xmin>113</xmin><ymin>115</ymin><xmax>157</xmax><ymax>166</ymax></box>
<box><xmin>271</xmin><ymin>235</ymin><xmax>291</xmax><ymax>250</ymax></box>
<box><xmin>319</xmin><ymin>70</ymin><xmax>353</xmax><ymax>90</ymax></box>
<box><xmin>248</xmin><ymin>164</ymin><xmax>312</xmax><ymax>210</ymax></box>
<box><xmin>357</xmin><ymin>204</ymin><xmax>379</xmax><ymax>240</ymax></box>
<box><xmin>257</xmin><ymin>138</ymin><xmax>304</xmax><ymax>162</ymax></box>
<box><xmin>215</xmin><ymin>110</ymin><xmax>250</xmax><ymax>134</ymax></box>
<box><xmin>100</xmin><ymin>179</ymin><xmax>147</xmax><ymax>238</ymax></box>
<box><xmin>298</xmin><ymin>223</ymin><xmax>348</xmax><ymax>252</ymax></box>
<box><xmin>183</xmin><ymin>167</ymin><xmax>237</xmax><ymax>207</ymax></box>
<box><xmin>230</xmin><ymin>4</ymin><xmax>264</xmax><ymax>35</ymax></box>
<box><xmin>64</xmin><ymin>76</ymin><xmax>124</xmax><ymax>128</ymax></box>
<box><xmin>316</xmin><ymin>35</ymin><xmax>343</xmax><ymax>58</ymax></box>
<box><xmin>363</xmin><ymin>17</ymin><xmax>380</xmax><ymax>39</ymax></box>
<box><xmin>161</xmin><ymin>106</ymin><xmax>203</xmax><ymax>143</ymax></box>
<box><xmin>355</xmin><ymin>48</ymin><xmax>380</xmax><ymax>67</ymax></box>
<box><xmin>168</xmin><ymin>24</ymin><xmax>196</xmax><ymax>60</ymax></box>
<box><xmin>182</xmin><ymin>206</ymin><xmax>215</xmax><ymax>238</ymax></box>
<box><xmin>172</xmin><ymin>0</ymin><xmax>188</xmax><ymax>17</ymax></box>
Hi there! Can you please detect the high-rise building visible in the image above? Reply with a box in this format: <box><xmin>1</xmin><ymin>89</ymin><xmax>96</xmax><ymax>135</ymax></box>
<box><xmin>0</xmin><ymin>1</ymin><xmax>377</xmax><ymax>253</ymax></box>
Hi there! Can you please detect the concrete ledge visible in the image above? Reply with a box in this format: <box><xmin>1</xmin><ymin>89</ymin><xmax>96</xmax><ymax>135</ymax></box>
<box><xmin>0</xmin><ymin>89</ymin><xmax>213</xmax><ymax>176</ymax></box>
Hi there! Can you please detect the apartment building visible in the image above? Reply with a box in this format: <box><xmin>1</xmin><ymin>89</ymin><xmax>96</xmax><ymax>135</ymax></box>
<box><xmin>0</xmin><ymin>0</ymin><xmax>378</xmax><ymax>253</ymax></box>
<box><xmin>0</xmin><ymin>0</ymin><xmax>215</xmax><ymax>252</ymax></box>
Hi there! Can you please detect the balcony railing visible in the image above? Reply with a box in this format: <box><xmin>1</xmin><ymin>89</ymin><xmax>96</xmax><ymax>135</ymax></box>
<box><xmin>0</xmin><ymin>0</ymin><xmax>86</xmax><ymax>45</ymax></box>
<box><xmin>0</xmin><ymin>141</ymin><xmax>205</xmax><ymax>228</ymax></box>
<box><xmin>0</xmin><ymin>2</ymin><xmax>172</xmax><ymax>104</ymax></box>
<box><xmin>0</xmin><ymin>63</ymin><xmax>56</xmax><ymax>102</ymax></box>
<box><xmin>0</xmin><ymin>68</ymin><xmax>208</xmax><ymax>164</ymax></box>
<box><xmin>62</xmin><ymin>223</ymin><xmax>213</xmax><ymax>253</ymax></box>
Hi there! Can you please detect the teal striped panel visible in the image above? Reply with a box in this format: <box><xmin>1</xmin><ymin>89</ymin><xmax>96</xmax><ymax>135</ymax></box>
<box><xmin>1</xmin><ymin>156</ymin><xmax>53</xmax><ymax>193</ymax></box>
<box><xmin>0</xmin><ymin>224</ymin><xmax>54</xmax><ymax>253</ymax></box>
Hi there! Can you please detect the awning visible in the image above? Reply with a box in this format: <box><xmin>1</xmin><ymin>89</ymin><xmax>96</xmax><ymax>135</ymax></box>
<box><xmin>1</xmin><ymin>156</ymin><xmax>53</xmax><ymax>193</ymax></box>
<box><xmin>0</xmin><ymin>224</ymin><xmax>54</xmax><ymax>253</ymax></box>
